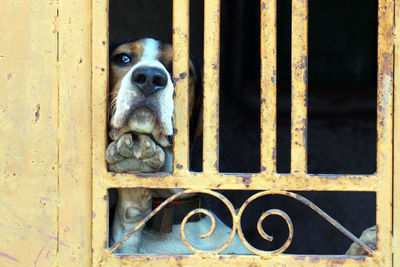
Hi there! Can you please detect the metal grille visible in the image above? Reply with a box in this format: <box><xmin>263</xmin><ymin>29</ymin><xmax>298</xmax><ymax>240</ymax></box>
<box><xmin>92</xmin><ymin>0</ymin><xmax>395</xmax><ymax>265</ymax></box>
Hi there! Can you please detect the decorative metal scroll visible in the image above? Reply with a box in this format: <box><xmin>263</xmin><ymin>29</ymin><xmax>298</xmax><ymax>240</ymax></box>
<box><xmin>108</xmin><ymin>189</ymin><xmax>375</xmax><ymax>256</ymax></box>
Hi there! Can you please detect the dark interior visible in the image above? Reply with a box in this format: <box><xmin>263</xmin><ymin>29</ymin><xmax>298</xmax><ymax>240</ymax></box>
<box><xmin>109</xmin><ymin>0</ymin><xmax>377</xmax><ymax>254</ymax></box>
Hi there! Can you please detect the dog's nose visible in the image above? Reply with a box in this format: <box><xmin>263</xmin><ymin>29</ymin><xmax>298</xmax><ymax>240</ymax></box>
<box><xmin>132</xmin><ymin>67</ymin><xmax>168</xmax><ymax>96</ymax></box>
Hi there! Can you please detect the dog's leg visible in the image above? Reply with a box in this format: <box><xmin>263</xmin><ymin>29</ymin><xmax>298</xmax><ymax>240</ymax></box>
<box><xmin>106</xmin><ymin>133</ymin><xmax>166</xmax><ymax>253</ymax></box>
<box><xmin>111</xmin><ymin>188</ymin><xmax>152</xmax><ymax>253</ymax></box>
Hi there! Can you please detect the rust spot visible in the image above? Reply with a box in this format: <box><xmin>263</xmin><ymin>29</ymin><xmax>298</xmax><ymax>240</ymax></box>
<box><xmin>176</xmin><ymin>164</ymin><xmax>183</xmax><ymax>169</ymax></box>
<box><xmin>271</xmin><ymin>76</ymin><xmax>276</xmax><ymax>85</ymax></box>
<box><xmin>7</xmin><ymin>73</ymin><xmax>12</xmax><ymax>80</ymax></box>
<box><xmin>179</xmin><ymin>72</ymin><xmax>187</xmax><ymax>79</ymax></box>
<box><xmin>299</xmin><ymin>55</ymin><xmax>307</xmax><ymax>69</ymax></box>
<box><xmin>34</xmin><ymin>104</ymin><xmax>40</xmax><ymax>123</ymax></box>
<box><xmin>242</xmin><ymin>177</ymin><xmax>251</xmax><ymax>188</ymax></box>
<box><xmin>381</xmin><ymin>52</ymin><xmax>392</xmax><ymax>75</ymax></box>
<box><xmin>303</xmin><ymin>69</ymin><xmax>308</xmax><ymax>85</ymax></box>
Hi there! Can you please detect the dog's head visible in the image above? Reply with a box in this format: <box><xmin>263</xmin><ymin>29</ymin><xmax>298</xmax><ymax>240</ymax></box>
<box><xmin>109</xmin><ymin>38</ymin><xmax>199</xmax><ymax>147</ymax></box>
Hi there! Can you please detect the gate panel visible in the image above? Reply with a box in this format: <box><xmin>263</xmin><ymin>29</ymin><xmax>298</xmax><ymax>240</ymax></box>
<box><xmin>92</xmin><ymin>0</ymin><xmax>395</xmax><ymax>266</ymax></box>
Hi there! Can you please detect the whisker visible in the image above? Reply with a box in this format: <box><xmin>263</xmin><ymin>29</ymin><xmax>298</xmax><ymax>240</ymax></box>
<box><xmin>107</xmin><ymin>98</ymin><xmax>117</xmax><ymax>123</ymax></box>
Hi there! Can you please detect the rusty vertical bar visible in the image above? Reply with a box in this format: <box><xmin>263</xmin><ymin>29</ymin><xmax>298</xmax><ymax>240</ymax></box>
<box><xmin>290</xmin><ymin>0</ymin><xmax>308</xmax><ymax>173</ymax></box>
<box><xmin>260</xmin><ymin>0</ymin><xmax>277</xmax><ymax>174</ymax></box>
<box><xmin>376</xmin><ymin>0</ymin><xmax>394</xmax><ymax>264</ymax></box>
<box><xmin>173</xmin><ymin>0</ymin><xmax>190</xmax><ymax>172</ymax></box>
<box><xmin>394</xmin><ymin>0</ymin><xmax>400</xmax><ymax>264</ymax></box>
<box><xmin>203</xmin><ymin>0</ymin><xmax>220</xmax><ymax>173</ymax></box>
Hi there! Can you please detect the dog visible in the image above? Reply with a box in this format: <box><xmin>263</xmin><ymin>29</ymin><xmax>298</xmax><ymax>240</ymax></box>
<box><xmin>106</xmin><ymin>38</ymin><xmax>250</xmax><ymax>254</ymax></box>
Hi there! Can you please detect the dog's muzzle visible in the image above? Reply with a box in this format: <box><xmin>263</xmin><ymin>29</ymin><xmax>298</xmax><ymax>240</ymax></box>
<box><xmin>110</xmin><ymin>60</ymin><xmax>174</xmax><ymax>147</ymax></box>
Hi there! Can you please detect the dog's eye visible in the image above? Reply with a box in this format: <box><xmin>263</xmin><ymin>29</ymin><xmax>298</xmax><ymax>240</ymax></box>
<box><xmin>112</xmin><ymin>53</ymin><xmax>133</xmax><ymax>66</ymax></box>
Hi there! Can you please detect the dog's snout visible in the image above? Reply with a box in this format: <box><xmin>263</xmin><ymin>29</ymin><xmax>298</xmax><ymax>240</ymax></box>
<box><xmin>132</xmin><ymin>67</ymin><xmax>168</xmax><ymax>96</ymax></box>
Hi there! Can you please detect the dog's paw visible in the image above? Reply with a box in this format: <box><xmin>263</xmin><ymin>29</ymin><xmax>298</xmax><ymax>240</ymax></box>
<box><xmin>106</xmin><ymin>134</ymin><xmax>165</xmax><ymax>173</ymax></box>
<box><xmin>345</xmin><ymin>225</ymin><xmax>377</xmax><ymax>255</ymax></box>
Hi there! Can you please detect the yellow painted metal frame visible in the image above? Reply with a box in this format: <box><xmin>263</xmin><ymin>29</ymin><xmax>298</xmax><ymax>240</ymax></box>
<box><xmin>91</xmin><ymin>0</ymin><xmax>395</xmax><ymax>266</ymax></box>
<box><xmin>0</xmin><ymin>0</ymin><xmax>396</xmax><ymax>266</ymax></box>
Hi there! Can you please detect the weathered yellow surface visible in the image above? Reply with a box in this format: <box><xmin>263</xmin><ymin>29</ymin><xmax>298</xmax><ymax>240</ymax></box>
<box><xmin>260</xmin><ymin>0</ymin><xmax>277</xmax><ymax>174</ymax></box>
<box><xmin>0</xmin><ymin>1</ymin><xmax>59</xmax><ymax>266</ymax></box>
<box><xmin>58</xmin><ymin>0</ymin><xmax>92</xmax><ymax>266</ymax></box>
<box><xmin>0</xmin><ymin>0</ymin><xmax>92</xmax><ymax>266</ymax></box>
<box><xmin>0</xmin><ymin>0</ymin><xmax>397</xmax><ymax>266</ymax></box>
<box><xmin>291</xmin><ymin>0</ymin><xmax>308</xmax><ymax>173</ymax></box>
<box><xmin>172</xmin><ymin>0</ymin><xmax>190</xmax><ymax>173</ymax></box>
<box><xmin>103</xmin><ymin>254</ymin><xmax>376</xmax><ymax>267</ymax></box>
<box><xmin>202</xmin><ymin>0</ymin><xmax>220</xmax><ymax>173</ymax></box>
<box><xmin>92</xmin><ymin>0</ymin><xmax>109</xmax><ymax>265</ymax></box>
<box><xmin>375</xmin><ymin>0</ymin><xmax>394</xmax><ymax>266</ymax></box>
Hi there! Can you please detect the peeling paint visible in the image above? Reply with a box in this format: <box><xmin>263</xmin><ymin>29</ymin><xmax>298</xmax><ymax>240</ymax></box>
<box><xmin>179</xmin><ymin>72</ymin><xmax>187</xmax><ymax>79</ymax></box>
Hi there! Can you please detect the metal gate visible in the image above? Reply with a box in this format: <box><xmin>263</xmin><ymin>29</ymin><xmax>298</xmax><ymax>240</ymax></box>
<box><xmin>92</xmin><ymin>0</ymin><xmax>398</xmax><ymax>266</ymax></box>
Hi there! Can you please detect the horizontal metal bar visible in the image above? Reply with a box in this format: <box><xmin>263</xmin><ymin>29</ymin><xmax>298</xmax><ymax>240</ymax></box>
<box><xmin>103</xmin><ymin>254</ymin><xmax>378</xmax><ymax>266</ymax></box>
<box><xmin>260</xmin><ymin>0</ymin><xmax>277</xmax><ymax>174</ymax></box>
<box><xmin>101</xmin><ymin>171</ymin><xmax>379</xmax><ymax>191</ymax></box>
<box><xmin>290</xmin><ymin>0</ymin><xmax>308</xmax><ymax>173</ymax></box>
<box><xmin>203</xmin><ymin>0</ymin><xmax>221</xmax><ymax>173</ymax></box>
<box><xmin>172</xmin><ymin>0</ymin><xmax>190</xmax><ymax>172</ymax></box>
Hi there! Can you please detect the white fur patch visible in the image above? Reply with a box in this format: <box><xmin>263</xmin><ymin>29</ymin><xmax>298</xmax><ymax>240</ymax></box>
<box><xmin>141</xmin><ymin>38</ymin><xmax>160</xmax><ymax>61</ymax></box>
